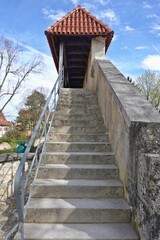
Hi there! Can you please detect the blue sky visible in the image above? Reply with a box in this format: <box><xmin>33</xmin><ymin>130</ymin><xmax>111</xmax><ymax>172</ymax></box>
<box><xmin>0</xmin><ymin>0</ymin><xmax>160</xmax><ymax>119</ymax></box>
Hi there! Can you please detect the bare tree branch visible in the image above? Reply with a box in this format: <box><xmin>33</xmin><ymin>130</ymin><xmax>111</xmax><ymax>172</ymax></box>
<box><xmin>136</xmin><ymin>70</ymin><xmax>160</xmax><ymax>111</ymax></box>
<box><xmin>0</xmin><ymin>36</ymin><xmax>43</xmax><ymax>112</ymax></box>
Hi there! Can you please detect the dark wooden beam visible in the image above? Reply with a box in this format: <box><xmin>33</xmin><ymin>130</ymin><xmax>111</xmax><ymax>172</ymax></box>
<box><xmin>67</xmin><ymin>58</ymin><xmax>88</xmax><ymax>62</ymax></box>
<box><xmin>68</xmin><ymin>66</ymin><xmax>86</xmax><ymax>68</ymax></box>
<box><xmin>67</xmin><ymin>51</ymin><xmax>89</xmax><ymax>55</ymax></box>
<box><xmin>65</xmin><ymin>42</ymin><xmax>90</xmax><ymax>46</ymax></box>
<box><xmin>69</xmin><ymin>76</ymin><xmax>84</xmax><ymax>79</ymax></box>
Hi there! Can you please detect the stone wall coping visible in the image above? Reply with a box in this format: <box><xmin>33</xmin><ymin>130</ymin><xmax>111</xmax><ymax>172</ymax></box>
<box><xmin>0</xmin><ymin>153</ymin><xmax>34</xmax><ymax>163</ymax></box>
<box><xmin>97</xmin><ymin>58</ymin><xmax>160</xmax><ymax>125</ymax></box>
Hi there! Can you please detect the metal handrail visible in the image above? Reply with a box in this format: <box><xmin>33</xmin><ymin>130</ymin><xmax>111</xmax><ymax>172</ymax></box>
<box><xmin>13</xmin><ymin>67</ymin><xmax>64</xmax><ymax>239</ymax></box>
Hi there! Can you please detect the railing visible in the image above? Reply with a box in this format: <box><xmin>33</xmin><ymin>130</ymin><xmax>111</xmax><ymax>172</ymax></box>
<box><xmin>12</xmin><ymin>67</ymin><xmax>64</xmax><ymax>239</ymax></box>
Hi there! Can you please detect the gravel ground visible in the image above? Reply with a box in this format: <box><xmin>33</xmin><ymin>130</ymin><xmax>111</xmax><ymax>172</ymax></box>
<box><xmin>0</xmin><ymin>195</ymin><xmax>18</xmax><ymax>239</ymax></box>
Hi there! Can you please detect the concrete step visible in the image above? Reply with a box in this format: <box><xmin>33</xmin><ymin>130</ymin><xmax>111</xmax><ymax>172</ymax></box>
<box><xmin>60</xmin><ymin>88</ymin><xmax>95</xmax><ymax>95</ymax></box>
<box><xmin>48</xmin><ymin>133</ymin><xmax>108</xmax><ymax>142</ymax></box>
<box><xmin>58</xmin><ymin>99</ymin><xmax>97</xmax><ymax>105</ymax></box>
<box><xmin>56</xmin><ymin>104</ymin><xmax>100</xmax><ymax>110</ymax></box>
<box><xmin>45</xmin><ymin>152</ymin><xmax>114</xmax><ymax>164</ymax></box>
<box><xmin>50</xmin><ymin>126</ymin><xmax>107</xmax><ymax>134</ymax></box>
<box><xmin>58</xmin><ymin>98</ymin><xmax>97</xmax><ymax>104</ymax></box>
<box><xmin>56</xmin><ymin>108</ymin><xmax>102</xmax><ymax>115</ymax></box>
<box><xmin>32</xmin><ymin>179</ymin><xmax>123</xmax><ymax>198</ymax></box>
<box><xmin>18</xmin><ymin>223</ymin><xmax>139</xmax><ymax>239</ymax></box>
<box><xmin>55</xmin><ymin>114</ymin><xmax>103</xmax><ymax>121</ymax></box>
<box><xmin>61</xmin><ymin>88</ymin><xmax>93</xmax><ymax>92</ymax></box>
<box><xmin>46</xmin><ymin>142</ymin><xmax>111</xmax><ymax>152</ymax></box>
<box><xmin>37</xmin><ymin>164</ymin><xmax>118</xmax><ymax>179</ymax></box>
<box><xmin>60</xmin><ymin>94</ymin><xmax>95</xmax><ymax>97</ymax></box>
<box><xmin>60</xmin><ymin>89</ymin><xmax>95</xmax><ymax>95</ymax></box>
<box><xmin>25</xmin><ymin>198</ymin><xmax>131</xmax><ymax>223</ymax></box>
<box><xmin>54</xmin><ymin>118</ymin><xmax>104</xmax><ymax>126</ymax></box>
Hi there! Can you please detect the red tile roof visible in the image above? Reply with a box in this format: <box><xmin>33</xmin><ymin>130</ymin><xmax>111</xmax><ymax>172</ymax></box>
<box><xmin>46</xmin><ymin>5</ymin><xmax>113</xmax><ymax>37</ymax></box>
<box><xmin>45</xmin><ymin>5</ymin><xmax>114</xmax><ymax>51</ymax></box>
<box><xmin>0</xmin><ymin>112</ymin><xmax>12</xmax><ymax>127</ymax></box>
<box><xmin>45</xmin><ymin>5</ymin><xmax>114</xmax><ymax>85</ymax></box>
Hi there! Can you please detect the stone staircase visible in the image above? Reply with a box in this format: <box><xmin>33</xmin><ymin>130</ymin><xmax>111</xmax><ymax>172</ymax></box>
<box><xmin>16</xmin><ymin>88</ymin><xmax>138</xmax><ymax>239</ymax></box>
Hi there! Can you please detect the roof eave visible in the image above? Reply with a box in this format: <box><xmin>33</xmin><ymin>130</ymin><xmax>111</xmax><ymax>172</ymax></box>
<box><xmin>45</xmin><ymin>31</ymin><xmax>59</xmax><ymax>71</ymax></box>
<box><xmin>105</xmin><ymin>31</ymin><xmax>114</xmax><ymax>53</ymax></box>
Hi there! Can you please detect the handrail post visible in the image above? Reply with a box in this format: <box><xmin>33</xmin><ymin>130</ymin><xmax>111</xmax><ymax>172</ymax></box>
<box><xmin>21</xmin><ymin>164</ymin><xmax>25</xmax><ymax>219</ymax></box>
<box><xmin>43</xmin><ymin>113</ymin><xmax>47</xmax><ymax>166</ymax></box>
<box><xmin>19</xmin><ymin>222</ymin><xmax>24</xmax><ymax>240</ymax></box>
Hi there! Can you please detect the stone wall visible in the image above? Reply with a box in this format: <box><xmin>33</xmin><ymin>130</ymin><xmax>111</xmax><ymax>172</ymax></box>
<box><xmin>0</xmin><ymin>161</ymin><xmax>19</xmax><ymax>202</ymax></box>
<box><xmin>0</xmin><ymin>160</ymin><xmax>29</xmax><ymax>202</ymax></box>
<box><xmin>130</xmin><ymin>123</ymin><xmax>160</xmax><ymax>240</ymax></box>
<box><xmin>84</xmin><ymin>58</ymin><xmax>160</xmax><ymax>239</ymax></box>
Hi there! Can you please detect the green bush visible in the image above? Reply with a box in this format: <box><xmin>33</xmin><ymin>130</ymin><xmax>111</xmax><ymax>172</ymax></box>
<box><xmin>0</xmin><ymin>129</ymin><xmax>29</xmax><ymax>148</ymax></box>
<box><xmin>0</xmin><ymin>148</ymin><xmax>16</xmax><ymax>154</ymax></box>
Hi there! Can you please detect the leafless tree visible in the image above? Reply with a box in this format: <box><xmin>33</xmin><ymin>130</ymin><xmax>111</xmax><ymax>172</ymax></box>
<box><xmin>136</xmin><ymin>70</ymin><xmax>160</xmax><ymax>111</ymax></box>
<box><xmin>0</xmin><ymin>36</ymin><xmax>43</xmax><ymax>113</ymax></box>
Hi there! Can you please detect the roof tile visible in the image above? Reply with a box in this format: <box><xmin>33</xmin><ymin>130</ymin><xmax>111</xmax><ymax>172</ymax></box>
<box><xmin>45</xmin><ymin>5</ymin><xmax>113</xmax><ymax>37</ymax></box>
<box><xmin>0</xmin><ymin>113</ymin><xmax>12</xmax><ymax>127</ymax></box>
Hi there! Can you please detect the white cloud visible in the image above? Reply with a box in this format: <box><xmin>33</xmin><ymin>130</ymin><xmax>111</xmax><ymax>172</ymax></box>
<box><xmin>153</xmin><ymin>24</ymin><xmax>160</xmax><ymax>31</ymax></box>
<box><xmin>94</xmin><ymin>0</ymin><xmax>110</xmax><ymax>6</ymax></box>
<box><xmin>112</xmin><ymin>33</ymin><xmax>117</xmax><ymax>41</ymax></box>
<box><xmin>42</xmin><ymin>8</ymin><xmax>66</xmax><ymax>21</ymax></box>
<box><xmin>147</xmin><ymin>13</ymin><xmax>159</xmax><ymax>19</ymax></box>
<box><xmin>143</xmin><ymin>1</ymin><xmax>152</xmax><ymax>9</ymax></box>
<box><xmin>82</xmin><ymin>3</ymin><xmax>97</xmax><ymax>10</ymax></box>
<box><xmin>135</xmin><ymin>46</ymin><xmax>148</xmax><ymax>50</ymax></box>
<box><xmin>125</xmin><ymin>25</ymin><xmax>135</xmax><ymax>31</ymax></box>
<box><xmin>95</xmin><ymin>9</ymin><xmax>119</xmax><ymax>25</ymax></box>
<box><xmin>121</xmin><ymin>46</ymin><xmax>128</xmax><ymax>50</ymax></box>
<box><xmin>142</xmin><ymin>55</ymin><xmax>160</xmax><ymax>71</ymax></box>
<box><xmin>151</xmin><ymin>24</ymin><xmax>160</xmax><ymax>36</ymax></box>
<box><xmin>71</xmin><ymin>0</ymin><xmax>78</xmax><ymax>6</ymax></box>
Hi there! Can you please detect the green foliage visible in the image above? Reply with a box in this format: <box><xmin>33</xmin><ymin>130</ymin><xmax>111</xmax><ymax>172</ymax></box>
<box><xmin>1</xmin><ymin>129</ymin><xmax>28</xmax><ymax>145</ymax></box>
<box><xmin>0</xmin><ymin>148</ymin><xmax>16</xmax><ymax>154</ymax></box>
<box><xmin>17</xmin><ymin>89</ymin><xmax>46</xmax><ymax>133</ymax></box>
<box><xmin>0</xmin><ymin>129</ymin><xmax>29</xmax><ymax>153</ymax></box>
<box><xmin>0</xmin><ymin>132</ymin><xmax>17</xmax><ymax>153</ymax></box>
<box><xmin>0</xmin><ymin>89</ymin><xmax>46</xmax><ymax>154</ymax></box>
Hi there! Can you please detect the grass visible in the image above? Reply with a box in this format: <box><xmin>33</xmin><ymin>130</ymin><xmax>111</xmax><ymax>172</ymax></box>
<box><xmin>0</xmin><ymin>148</ymin><xmax>16</xmax><ymax>154</ymax></box>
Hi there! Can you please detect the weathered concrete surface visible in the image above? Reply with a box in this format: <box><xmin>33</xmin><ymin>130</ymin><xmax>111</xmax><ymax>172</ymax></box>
<box><xmin>15</xmin><ymin>223</ymin><xmax>139</xmax><ymax>240</ymax></box>
<box><xmin>37</xmin><ymin>164</ymin><xmax>118</xmax><ymax>179</ymax></box>
<box><xmin>46</xmin><ymin>152</ymin><xmax>114</xmax><ymax>164</ymax></box>
<box><xmin>83</xmin><ymin>36</ymin><xmax>106</xmax><ymax>89</ymax></box>
<box><xmin>32</xmin><ymin>179</ymin><xmax>123</xmax><ymax>198</ymax></box>
<box><xmin>20</xmin><ymin>88</ymin><xmax>138</xmax><ymax>239</ymax></box>
<box><xmin>84</xmin><ymin>58</ymin><xmax>160</xmax><ymax>239</ymax></box>
<box><xmin>25</xmin><ymin>198</ymin><xmax>131</xmax><ymax>223</ymax></box>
